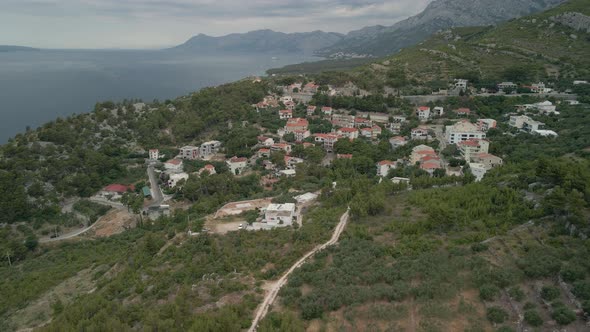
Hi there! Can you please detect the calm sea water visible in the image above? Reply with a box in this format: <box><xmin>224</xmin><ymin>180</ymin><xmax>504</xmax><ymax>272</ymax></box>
<box><xmin>0</xmin><ymin>50</ymin><xmax>316</xmax><ymax>142</ymax></box>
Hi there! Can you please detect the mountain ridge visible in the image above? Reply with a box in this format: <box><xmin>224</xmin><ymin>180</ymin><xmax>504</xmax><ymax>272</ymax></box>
<box><xmin>316</xmin><ymin>0</ymin><xmax>566</xmax><ymax>57</ymax></box>
<box><xmin>170</xmin><ymin>29</ymin><xmax>344</xmax><ymax>55</ymax></box>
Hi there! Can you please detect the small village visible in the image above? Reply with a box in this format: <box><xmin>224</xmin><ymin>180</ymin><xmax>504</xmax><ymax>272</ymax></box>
<box><xmin>91</xmin><ymin>77</ymin><xmax>582</xmax><ymax>236</ymax></box>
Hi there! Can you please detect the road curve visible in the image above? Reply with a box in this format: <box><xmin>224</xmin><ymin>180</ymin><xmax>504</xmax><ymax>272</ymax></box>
<box><xmin>248</xmin><ymin>209</ymin><xmax>350</xmax><ymax>332</ymax></box>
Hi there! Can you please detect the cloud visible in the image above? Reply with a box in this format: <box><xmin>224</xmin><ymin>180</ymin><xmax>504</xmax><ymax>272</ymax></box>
<box><xmin>1</xmin><ymin>0</ymin><xmax>432</xmax><ymax>48</ymax></box>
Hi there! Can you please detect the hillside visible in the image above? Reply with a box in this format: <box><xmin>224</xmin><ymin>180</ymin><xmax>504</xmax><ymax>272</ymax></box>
<box><xmin>170</xmin><ymin>29</ymin><xmax>344</xmax><ymax>55</ymax></box>
<box><xmin>345</xmin><ymin>0</ymin><xmax>590</xmax><ymax>92</ymax></box>
<box><xmin>316</xmin><ymin>0</ymin><xmax>565</xmax><ymax>57</ymax></box>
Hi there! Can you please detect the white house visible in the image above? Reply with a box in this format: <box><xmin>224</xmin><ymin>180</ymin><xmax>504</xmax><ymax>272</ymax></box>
<box><xmin>258</xmin><ymin>136</ymin><xmax>275</xmax><ymax>147</ymax></box>
<box><xmin>280</xmin><ymin>95</ymin><xmax>293</xmax><ymax>103</ymax></box>
<box><xmin>321</xmin><ymin>106</ymin><xmax>333</xmax><ymax>116</ymax></box>
<box><xmin>264</xmin><ymin>203</ymin><xmax>296</xmax><ymax>226</ymax></box>
<box><xmin>498</xmin><ymin>82</ymin><xmax>517</xmax><ymax>91</ymax></box>
<box><xmin>477</xmin><ymin>119</ymin><xmax>497</xmax><ymax>132</ymax></box>
<box><xmin>149</xmin><ymin>149</ymin><xmax>159</xmax><ymax>160</ymax></box>
<box><xmin>307</xmin><ymin>105</ymin><xmax>317</xmax><ymax>116</ymax></box>
<box><xmin>168</xmin><ymin>172</ymin><xmax>189</xmax><ymax>187</ymax></box>
<box><xmin>179</xmin><ymin>146</ymin><xmax>199</xmax><ymax>160</ymax></box>
<box><xmin>337</xmin><ymin>127</ymin><xmax>359</xmax><ymax>140</ymax></box>
<box><xmin>454</xmin><ymin>79</ymin><xmax>468</xmax><ymax>90</ymax></box>
<box><xmin>411</xmin><ymin>127</ymin><xmax>431</xmax><ymax>140</ymax></box>
<box><xmin>376</xmin><ymin>160</ymin><xmax>397</xmax><ymax>177</ymax></box>
<box><xmin>164</xmin><ymin>159</ymin><xmax>183</xmax><ymax>171</ymax></box>
<box><xmin>469</xmin><ymin>163</ymin><xmax>489</xmax><ymax>182</ymax></box>
<box><xmin>509</xmin><ymin>115</ymin><xmax>545</xmax><ymax>132</ymax></box>
<box><xmin>445</xmin><ymin>120</ymin><xmax>486</xmax><ymax>144</ymax></box>
<box><xmin>198</xmin><ymin>164</ymin><xmax>217</xmax><ymax>176</ymax></box>
<box><xmin>271</xmin><ymin>143</ymin><xmax>292</xmax><ymax>154</ymax></box>
<box><xmin>226</xmin><ymin>156</ymin><xmax>248</xmax><ymax>175</ymax></box>
<box><xmin>279</xmin><ymin>109</ymin><xmax>293</xmax><ymax>120</ymax></box>
<box><xmin>389</xmin><ymin>136</ymin><xmax>407</xmax><ymax>150</ymax></box>
<box><xmin>432</xmin><ymin>106</ymin><xmax>444</xmax><ymax>117</ymax></box>
<box><xmin>416</xmin><ymin>106</ymin><xmax>431</xmax><ymax>121</ymax></box>
<box><xmin>199</xmin><ymin>141</ymin><xmax>222</xmax><ymax>159</ymax></box>
<box><xmin>458</xmin><ymin>139</ymin><xmax>489</xmax><ymax>161</ymax></box>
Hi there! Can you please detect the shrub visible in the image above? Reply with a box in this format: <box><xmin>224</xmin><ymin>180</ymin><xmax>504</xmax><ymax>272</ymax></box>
<box><xmin>508</xmin><ymin>286</ymin><xmax>524</xmax><ymax>302</ymax></box>
<box><xmin>524</xmin><ymin>310</ymin><xmax>543</xmax><ymax>327</ymax></box>
<box><xmin>480</xmin><ymin>284</ymin><xmax>500</xmax><ymax>301</ymax></box>
<box><xmin>560</xmin><ymin>265</ymin><xmax>586</xmax><ymax>283</ymax></box>
<box><xmin>572</xmin><ymin>280</ymin><xmax>590</xmax><ymax>300</ymax></box>
<box><xmin>487</xmin><ymin>306</ymin><xmax>509</xmax><ymax>324</ymax></box>
<box><xmin>551</xmin><ymin>305</ymin><xmax>577</xmax><ymax>325</ymax></box>
<box><xmin>541</xmin><ymin>286</ymin><xmax>560</xmax><ymax>301</ymax></box>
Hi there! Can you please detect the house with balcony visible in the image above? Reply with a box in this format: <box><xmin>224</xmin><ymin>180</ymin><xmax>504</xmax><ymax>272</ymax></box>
<box><xmin>445</xmin><ymin>120</ymin><xmax>486</xmax><ymax>144</ymax></box>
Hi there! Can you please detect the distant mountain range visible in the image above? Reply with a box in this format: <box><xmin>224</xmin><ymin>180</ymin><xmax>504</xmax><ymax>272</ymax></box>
<box><xmin>0</xmin><ymin>45</ymin><xmax>40</xmax><ymax>52</ymax></box>
<box><xmin>316</xmin><ymin>0</ymin><xmax>566</xmax><ymax>57</ymax></box>
<box><xmin>169</xmin><ymin>29</ymin><xmax>343</xmax><ymax>55</ymax></box>
<box><xmin>172</xmin><ymin>0</ymin><xmax>565</xmax><ymax>57</ymax></box>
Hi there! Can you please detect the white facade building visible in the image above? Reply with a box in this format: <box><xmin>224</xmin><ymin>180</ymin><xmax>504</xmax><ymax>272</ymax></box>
<box><xmin>445</xmin><ymin>120</ymin><xmax>486</xmax><ymax>144</ymax></box>
<box><xmin>264</xmin><ymin>203</ymin><xmax>296</xmax><ymax>226</ymax></box>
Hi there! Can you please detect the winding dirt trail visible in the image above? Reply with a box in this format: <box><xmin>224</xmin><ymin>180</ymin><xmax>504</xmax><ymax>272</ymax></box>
<box><xmin>248</xmin><ymin>208</ymin><xmax>350</xmax><ymax>332</ymax></box>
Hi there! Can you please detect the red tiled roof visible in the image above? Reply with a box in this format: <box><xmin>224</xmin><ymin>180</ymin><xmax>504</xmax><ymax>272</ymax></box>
<box><xmin>279</xmin><ymin>109</ymin><xmax>292</xmax><ymax>114</ymax></box>
<box><xmin>166</xmin><ymin>159</ymin><xmax>182</xmax><ymax>165</ymax></box>
<box><xmin>458</xmin><ymin>139</ymin><xmax>480</xmax><ymax>147</ymax></box>
<box><xmin>259</xmin><ymin>148</ymin><xmax>270</xmax><ymax>153</ymax></box>
<box><xmin>421</xmin><ymin>162</ymin><xmax>442</xmax><ymax>169</ymax></box>
<box><xmin>378</xmin><ymin>160</ymin><xmax>396</xmax><ymax>166</ymax></box>
<box><xmin>104</xmin><ymin>184</ymin><xmax>135</xmax><ymax>193</ymax></box>
<box><xmin>204</xmin><ymin>164</ymin><xmax>215</xmax><ymax>169</ymax></box>
<box><xmin>229</xmin><ymin>156</ymin><xmax>247</xmax><ymax>163</ymax></box>
<box><xmin>339</xmin><ymin>127</ymin><xmax>358</xmax><ymax>133</ymax></box>
<box><xmin>421</xmin><ymin>155</ymin><xmax>440</xmax><ymax>162</ymax></box>
<box><xmin>337</xmin><ymin>154</ymin><xmax>353</xmax><ymax>159</ymax></box>
<box><xmin>456</xmin><ymin>108</ymin><xmax>471</xmax><ymax>114</ymax></box>
<box><xmin>418</xmin><ymin>106</ymin><xmax>430</xmax><ymax>111</ymax></box>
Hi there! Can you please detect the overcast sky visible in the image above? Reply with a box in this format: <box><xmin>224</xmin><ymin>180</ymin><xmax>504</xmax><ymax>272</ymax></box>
<box><xmin>2</xmin><ymin>0</ymin><xmax>433</xmax><ymax>49</ymax></box>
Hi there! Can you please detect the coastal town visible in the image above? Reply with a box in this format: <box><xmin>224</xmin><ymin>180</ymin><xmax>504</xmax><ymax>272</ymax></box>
<box><xmin>89</xmin><ymin>77</ymin><xmax>583</xmax><ymax>236</ymax></box>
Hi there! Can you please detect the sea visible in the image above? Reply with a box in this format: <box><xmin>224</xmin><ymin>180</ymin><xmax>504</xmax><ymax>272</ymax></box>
<box><xmin>0</xmin><ymin>49</ymin><xmax>317</xmax><ymax>143</ymax></box>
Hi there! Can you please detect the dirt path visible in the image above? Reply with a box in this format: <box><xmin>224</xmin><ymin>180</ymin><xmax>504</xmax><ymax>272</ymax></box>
<box><xmin>248</xmin><ymin>208</ymin><xmax>350</xmax><ymax>332</ymax></box>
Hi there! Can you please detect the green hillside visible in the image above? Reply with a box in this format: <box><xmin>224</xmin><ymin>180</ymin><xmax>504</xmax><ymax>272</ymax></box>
<box><xmin>360</xmin><ymin>0</ymin><xmax>590</xmax><ymax>90</ymax></box>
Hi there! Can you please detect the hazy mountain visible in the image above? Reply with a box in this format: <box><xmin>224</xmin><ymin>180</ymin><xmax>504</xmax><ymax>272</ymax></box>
<box><xmin>317</xmin><ymin>0</ymin><xmax>566</xmax><ymax>57</ymax></box>
<box><xmin>0</xmin><ymin>45</ymin><xmax>40</xmax><ymax>52</ymax></box>
<box><xmin>170</xmin><ymin>29</ymin><xmax>344</xmax><ymax>55</ymax></box>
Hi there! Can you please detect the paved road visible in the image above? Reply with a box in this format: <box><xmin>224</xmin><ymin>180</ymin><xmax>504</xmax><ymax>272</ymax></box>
<box><xmin>40</xmin><ymin>221</ymin><xmax>100</xmax><ymax>243</ymax></box>
<box><xmin>146</xmin><ymin>165</ymin><xmax>164</xmax><ymax>209</ymax></box>
<box><xmin>248</xmin><ymin>208</ymin><xmax>350</xmax><ymax>332</ymax></box>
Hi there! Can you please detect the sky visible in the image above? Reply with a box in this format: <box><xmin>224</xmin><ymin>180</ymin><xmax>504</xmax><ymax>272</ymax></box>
<box><xmin>1</xmin><ymin>0</ymin><xmax>433</xmax><ymax>49</ymax></box>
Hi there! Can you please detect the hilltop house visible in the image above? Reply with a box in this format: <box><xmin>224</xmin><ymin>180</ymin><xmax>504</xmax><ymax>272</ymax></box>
<box><xmin>168</xmin><ymin>172</ymin><xmax>189</xmax><ymax>187</ymax></box>
<box><xmin>285</xmin><ymin>118</ymin><xmax>309</xmax><ymax>133</ymax></box>
<box><xmin>226</xmin><ymin>156</ymin><xmax>248</xmax><ymax>175</ymax></box>
<box><xmin>198</xmin><ymin>164</ymin><xmax>217</xmax><ymax>176</ymax></box>
<box><xmin>314</xmin><ymin>133</ymin><xmax>340</xmax><ymax>152</ymax></box>
<box><xmin>416</xmin><ymin>106</ymin><xmax>431</xmax><ymax>121</ymax></box>
<box><xmin>469</xmin><ymin>163</ymin><xmax>489</xmax><ymax>182</ymax></box>
<box><xmin>279</xmin><ymin>109</ymin><xmax>293</xmax><ymax>120</ymax></box>
<box><xmin>101</xmin><ymin>184</ymin><xmax>135</xmax><ymax>197</ymax></box>
<box><xmin>331</xmin><ymin>114</ymin><xmax>355</xmax><ymax>128</ymax></box>
<box><xmin>477</xmin><ymin>119</ymin><xmax>497</xmax><ymax>132</ymax></box>
<box><xmin>445</xmin><ymin>120</ymin><xmax>486</xmax><ymax>144</ymax></box>
<box><xmin>509</xmin><ymin>115</ymin><xmax>545</xmax><ymax>132</ymax></box>
<box><xmin>307</xmin><ymin>105</ymin><xmax>317</xmax><ymax>116</ymax></box>
<box><xmin>164</xmin><ymin>159</ymin><xmax>183</xmax><ymax>171</ymax></box>
<box><xmin>411</xmin><ymin>126</ymin><xmax>431</xmax><ymax>140</ymax></box>
<box><xmin>471</xmin><ymin>153</ymin><xmax>503</xmax><ymax>168</ymax></box>
<box><xmin>257</xmin><ymin>136</ymin><xmax>275</xmax><ymax>147</ymax></box>
<box><xmin>498</xmin><ymin>82</ymin><xmax>517</xmax><ymax>92</ymax></box>
<box><xmin>285</xmin><ymin>156</ymin><xmax>304</xmax><ymax>169</ymax></box>
<box><xmin>321</xmin><ymin>106</ymin><xmax>333</xmax><ymax>116</ymax></box>
<box><xmin>179</xmin><ymin>146</ymin><xmax>199</xmax><ymax>160</ymax></box>
<box><xmin>354</xmin><ymin>117</ymin><xmax>372</xmax><ymax>128</ymax></box>
<box><xmin>257</xmin><ymin>148</ymin><xmax>271</xmax><ymax>158</ymax></box>
<box><xmin>432</xmin><ymin>106</ymin><xmax>444</xmax><ymax>117</ymax></box>
<box><xmin>454</xmin><ymin>108</ymin><xmax>471</xmax><ymax>116</ymax></box>
<box><xmin>303</xmin><ymin>82</ymin><xmax>319</xmax><ymax>94</ymax></box>
<box><xmin>271</xmin><ymin>143</ymin><xmax>292</xmax><ymax>154</ymax></box>
<box><xmin>389</xmin><ymin>136</ymin><xmax>407</xmax><ymax>150</ymax></box>
<box><xmin>337</xmin><ymin>127</ymin><xmax>359</xmax><ymax>140</ymax></box>
<box><xmin>264</xmin><ymin>203</ymin><xmax>296</xmax><ymax>226</ymax></box>
<box><xmin>458</xmin><ymin>139</ymin><xmax>489</xmax><ymax>161</ymax></box>
<box><xmin>199</xmin><ymin>141</ymin><xmax>222</xmax><ymax>159</ymax></box>
<box><xmin>293</xmin><ymin>130</ymin><xmax>311</xmax><ymax>142</ymax></box>
<box><xmin>149</xmin><ymin>149</ymin><xmax>160</xmax><ymax>160</ymax></box>
<box><xmin>377</xmin><ymin>160</ymin><xmax>397</xmax><ymax>177</ymax></box>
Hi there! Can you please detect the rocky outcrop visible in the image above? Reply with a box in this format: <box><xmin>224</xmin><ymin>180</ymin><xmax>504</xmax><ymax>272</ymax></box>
<box><xmin>550</xmin><ymin>12</ymin><xmax>590</xmax><ymax>33</ymax></box>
